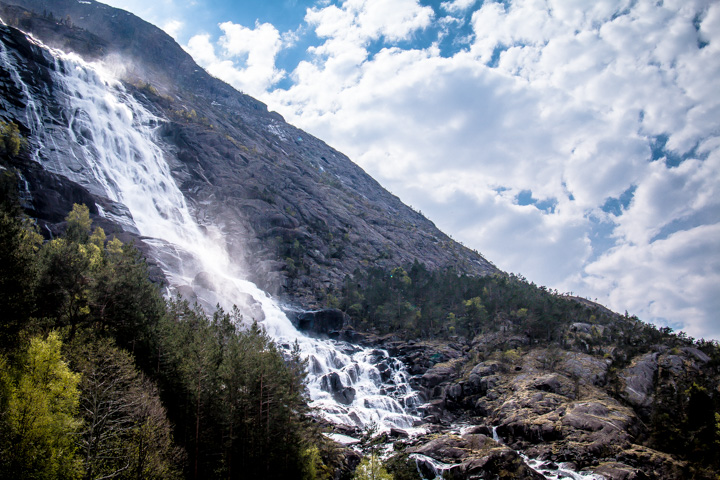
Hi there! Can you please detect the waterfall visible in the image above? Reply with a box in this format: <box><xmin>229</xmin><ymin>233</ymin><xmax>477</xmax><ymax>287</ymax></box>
<box><xmin>0</xmin><ymin>27</ymin><xmax>421</xmax><ymax>432</ymax></box>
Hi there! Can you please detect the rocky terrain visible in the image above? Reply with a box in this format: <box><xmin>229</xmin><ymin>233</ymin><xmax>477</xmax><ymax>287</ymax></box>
<box><xmin>317</xmin><ymin>319</ymin><xmax>719</xmax><ymax>479</ymax></box>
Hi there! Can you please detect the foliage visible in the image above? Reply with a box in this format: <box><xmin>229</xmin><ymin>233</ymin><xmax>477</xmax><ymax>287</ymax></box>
<box><xmin>384</xmin><ymin>452</ymin><xmax>418</xmax><ymax>480</ymax></box>
<box><xmin>0</xmin><ymin>332</ymin><xmax>83</xmax><ymax>480</ymax></box>
<box><xmin>0</xmin><ymin>198</ymin><xmax>323</xmax><ymax>479</ymax></box>
<box><xmin>158</xmin><ymin>303</ymin><xmax>315</xmax><ymax>479</ymax></box>
<box><xmin>338</xmin><ymin>262</ymin><xmax>621</xmax><ymax>342</ymax></box>
<box><xmin>70</xmin><ymin>339</ymin><xmax>182</xmax><ymax>480</ymax></box>
<box><xmin>0</xmin><ymin>120</ymin><xmax>27</xmax><ymax>157</ymax></box>
<box><xmin>352</xmin><ymin>453</ymin><xmax>392</xmax><ymax>480</ymax></box>
<box><xmin>0</xmin><ymin>208</ymin><xmax>41</xmax><ymax>350</ymax></box>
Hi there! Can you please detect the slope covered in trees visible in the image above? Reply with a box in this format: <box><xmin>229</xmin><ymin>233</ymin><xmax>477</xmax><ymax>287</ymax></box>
<box><xmin>0</xmin><ymin>163</ymin><xmax>344</xmax><ymax>479</ymax></box>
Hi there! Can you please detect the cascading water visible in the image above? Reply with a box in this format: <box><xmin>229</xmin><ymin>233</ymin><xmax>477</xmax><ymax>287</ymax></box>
<box><xmin>0</xmin><ymin>28</ymin><xmax>421</xmax><ymax>432</ymax></box>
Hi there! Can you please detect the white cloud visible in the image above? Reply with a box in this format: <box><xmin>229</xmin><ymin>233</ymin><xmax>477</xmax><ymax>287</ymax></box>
<box><xmin>185</xmin><ymin>21</ymin><xmax>285</xmax><ymax>96</ymax></box>
<box><xmin>306</xmin><ymin>0</ymin><xmax>434</xmax><ymax>43</ymax></box>
<box><xmin>441</xmin><ymin>0</ymin><xmax>477</xmax><ymax>14</ymax></box>
<box><xmin>161</xmin><ymin>19</ymin><xmax>184</xmax><ymax>40</ymax></box>
<box><xmin>579</xmin><ymin>222</ymin><xmax>720</xmax><ymax>340</ymax></box>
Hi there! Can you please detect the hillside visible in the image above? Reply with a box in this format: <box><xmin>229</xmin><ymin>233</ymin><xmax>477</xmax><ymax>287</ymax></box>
<box><xmin>1</xmin><ymin>1</ymin><xmax>719</xmax><ymax>480</ymax></box>
<box><xmin>0</xmin><ymin>0</ymin><xmax>496</xmax><ymax>309</ymax></box>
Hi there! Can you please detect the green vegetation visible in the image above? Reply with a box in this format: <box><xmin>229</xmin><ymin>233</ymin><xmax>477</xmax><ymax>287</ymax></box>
<box><xmin>0</xmin><ymin>120</ymin><xmax>27</xmax><ymax>157</ymax></box>
<box><xmin>353</xmin><ymin>453</ymin><xmax>392</xmax><ymax>480</ymax></box>
<box><xmin>0</xmin><ymin>182</ymin><xmax>339</xmax><ymax>478</ymax></box>
<box><xmin>338</xmin><ymin>262</ymin><xmax>620</xmax><ymax>342</ymax></box>
<box><xmin>336</xmin><ymin>262</ymin><xmax>713</xmax><ymax>356</ymax></box>
<box><xmin>0</xmin><ymin>332</ymin><xmax>83</xmax><ymax>479</ymax></box>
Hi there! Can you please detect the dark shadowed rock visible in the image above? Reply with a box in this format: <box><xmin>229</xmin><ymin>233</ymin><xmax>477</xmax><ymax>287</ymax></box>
<box><xmin>289</xmin><ymin>309</ymin><xmax>348</xmax><ymax>335</ymax></box>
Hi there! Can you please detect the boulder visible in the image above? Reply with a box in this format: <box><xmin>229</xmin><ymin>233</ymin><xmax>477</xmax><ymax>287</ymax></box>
<box><xmin>560</xmin><ymin>352</ymin><xmax>610</xmax><ymax>386</ymax></box>
<box><xmin>421</xmin><ymin>363</ymin><xmax>456</xmax><ymax>389</ymax></box>
<box><xmin>410</xmin><ymin>434</ymin><xmax>470</xmax><ymax>461</ymax></box>
<box><xmin>682</xmin><ymin>347</ymin><xmax>710</xmax><ymax>364</ymax></box>
<box><xmin>389</xmin><ymin>427</ymin><xmax>409</xmax><ymax>438</ymax></box>
<box><xmin>593</xmin><ymin>462</ymin><xmax>647</xmax><ymax>480</ymax></box>
<box><xmin>454</xmin><ymin>449</ymin><xmax>545</xmax><ymax>480</ymax></box>
<box><xmin>410</xmin><ymin>434</ymin><xmax>543</xmax><ymax>480</ymax></box>
<box><xmin>531</xmin><ymin>373</ymin><xmax>576</xmax><ymax>398</ymax></box>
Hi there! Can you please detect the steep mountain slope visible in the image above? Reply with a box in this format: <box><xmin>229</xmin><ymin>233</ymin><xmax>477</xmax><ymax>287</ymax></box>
<box><xmin>0</xmin><ymin>0</ymin><xmax>496</xmax><ymax>309</ymax></box>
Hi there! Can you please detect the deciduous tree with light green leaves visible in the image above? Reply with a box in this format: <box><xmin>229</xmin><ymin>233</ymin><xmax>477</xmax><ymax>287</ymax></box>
<box><xmin>0</xmin><ymin>332</ymin><xmax>83</xmax><ymax>480</ymax></box>
<box><xmin>353</xmin><ymin>453</ymin><xmax>392</xmax><ymax>480</ymax></box>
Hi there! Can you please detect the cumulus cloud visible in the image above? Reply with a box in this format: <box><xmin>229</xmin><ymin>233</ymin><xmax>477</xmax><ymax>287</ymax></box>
<box><xmin>441</xmin><ymin>0</ymin><xmax>477</xmax><ymax>15</ymax></box>
<box><xmin>161</xmin><ymin>19</ymin><xmax>184</xmax><ymax>40</ymax></box>
<box><xmin>306</xmin><ymin>0</ymin><xmax>434</xmax><ymax>43</ymax></box>
<box><xmin>578</xmin><ymin>222</ymin><xmax>720</xmax><ymax>340</ymax></box>
<box><xmin>185</xmin><ymin>21</ymin><xmax>285</xmax><ymax>96</ymax></box>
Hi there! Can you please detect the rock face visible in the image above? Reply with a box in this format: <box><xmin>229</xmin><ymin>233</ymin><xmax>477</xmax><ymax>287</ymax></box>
<box><xmin>619</xmin><ymin>352</ymin><xmax>659</xmax><ymax>410</ymax></box>
<box><xmin>0</xmin><ymin>0</ymin><xmax>497</xmax><ymax>310</ymax></box>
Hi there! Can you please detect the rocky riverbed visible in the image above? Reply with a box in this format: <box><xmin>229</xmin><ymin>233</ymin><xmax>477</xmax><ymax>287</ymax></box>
<box><xmin>321</xmin><ymin>325</ymin><xmax>714</xmax><ymax>479</ymax></box>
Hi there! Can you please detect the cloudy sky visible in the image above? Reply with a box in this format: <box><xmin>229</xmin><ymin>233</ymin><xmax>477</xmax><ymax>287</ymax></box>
<box><xmin>100</xmin><ymin>0</ymin><xmax>720</xmax><ymax>340</ymax></box>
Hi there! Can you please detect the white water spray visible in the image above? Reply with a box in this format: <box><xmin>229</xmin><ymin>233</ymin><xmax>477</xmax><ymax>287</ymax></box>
<box><xmin>0</xmin><ymin>29</ymin><xmax>421</xmax><ymax>431</ymax></box>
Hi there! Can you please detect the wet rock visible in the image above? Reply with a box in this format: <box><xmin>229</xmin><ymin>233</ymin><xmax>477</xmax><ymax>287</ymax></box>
<box><xmin>409</xmin><ymin>434</ymin><xmax>543</xmax><ymax>480</ymax></box>
<box><xmin>455</xmin><ymin>449</ymin><xmax>544</xmax><ymax>480</ymax></box>
<box><xmin>410</xmin><ymin>434</ymin><xmax>477</xmax><ymax>461</ymax></box>
<box><xmin>334</xmin><ymin>386</ymin><xmax>356</xmax><ymax>405</ymax></box>
<box><xmin>320</xmin><ymin>372</ymin><xmax>343</xmax><ymax>393</ymax></box>
<box><xmin>594</xmin><ymin>462</ymin><xmax>648</xmax><ymax>480</ymax></box>
<box><xmin>389</xmin><ymin>427</ymin><xmax>409</xmax><ymax>438</ymax></box>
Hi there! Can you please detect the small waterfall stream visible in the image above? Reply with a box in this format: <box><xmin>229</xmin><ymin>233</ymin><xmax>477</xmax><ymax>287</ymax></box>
<box><xmin>0</xmin><ymin>28</ymin><xmax>421</xmax><ymax>432</ymax></box>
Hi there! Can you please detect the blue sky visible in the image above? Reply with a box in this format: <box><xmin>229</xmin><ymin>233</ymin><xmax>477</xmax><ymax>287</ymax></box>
<box><xmin>101</xmin><ymin>0</ymin><xmax>720</xmax><ymax>340</ymax></box>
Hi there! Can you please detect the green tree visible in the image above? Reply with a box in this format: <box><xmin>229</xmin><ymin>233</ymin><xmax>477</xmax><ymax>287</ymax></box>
<box><xmin>0</xmin><ymin>120</ymin><xmax>26</xmax><ymax>157</ymax></box>
<box><xmin>353</xmin><ymin>453</ymin><xmax>392</xmax><ymax>480</ymax></box>
<box><xmin>36</xmin><ymin>237</ymin><xmax>94</xmax><ymax>337</ymax></box>
<box><xmin>72</xmin><ymin>339</ymin><xmax>182</xmax><ymax>480</ymax></box>
<box><xmin>0</xmin><ymin>209</ymin><xmax>41</xmax><ymax>350</ymax></box>
<box><xmin>65</xmin><ymin>203</ymin><xmax>92</xmax><ymax>244</ymax></box>
<box><xmin>0</xmin><ymin>332</ymin><xmax>83</xmax><ymax>479</ymax></box>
